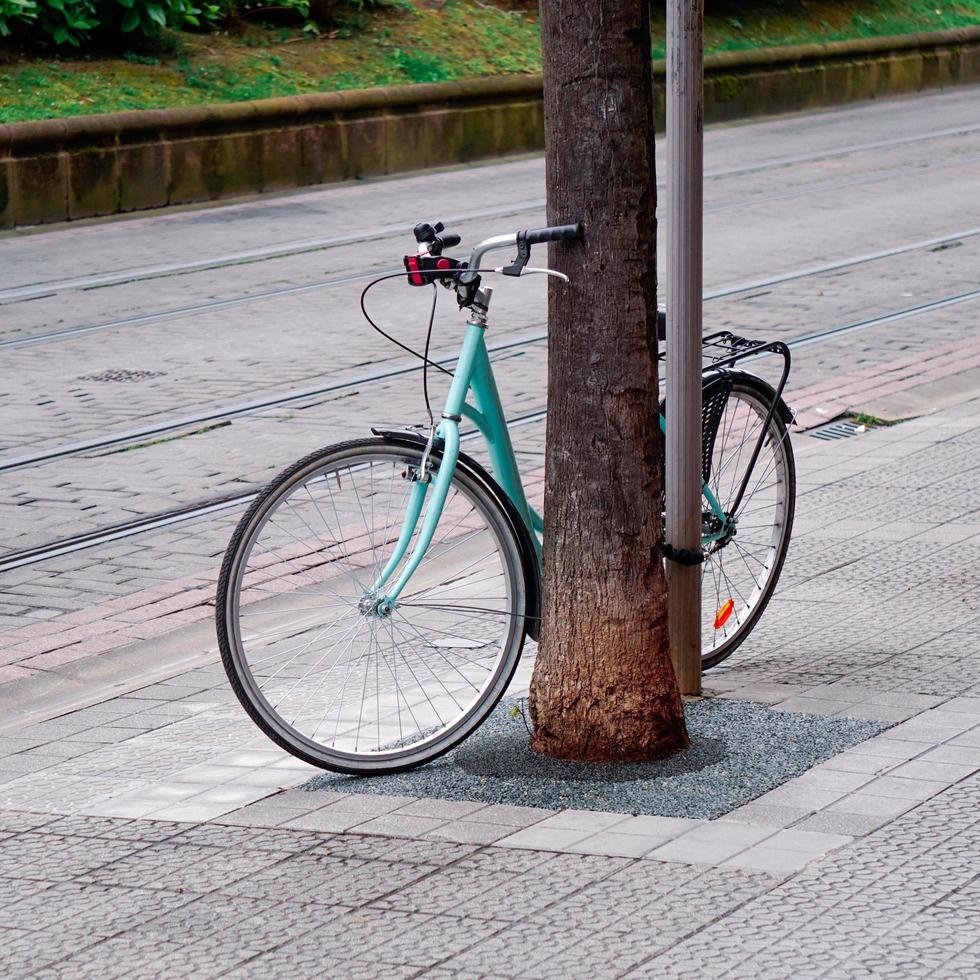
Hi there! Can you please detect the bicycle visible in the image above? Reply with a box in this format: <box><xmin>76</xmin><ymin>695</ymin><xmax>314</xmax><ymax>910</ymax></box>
<box><xmin>216</xmin><ymin>220</ymin><xmax>796</xmax><ymax>775</ymax></box>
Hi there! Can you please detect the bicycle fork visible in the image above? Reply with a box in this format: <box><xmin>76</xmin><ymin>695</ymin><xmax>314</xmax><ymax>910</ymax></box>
<box><xmin>366</xmin><ymin>309</ymin><xmax>490</xmax><ymax>616</ymax></box>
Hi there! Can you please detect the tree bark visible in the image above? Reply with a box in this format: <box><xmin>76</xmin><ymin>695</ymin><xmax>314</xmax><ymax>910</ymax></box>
<box><xmin>528</xmin><ymin>0</ymin><xmax>689</xmax><ymax>762</ymax></box>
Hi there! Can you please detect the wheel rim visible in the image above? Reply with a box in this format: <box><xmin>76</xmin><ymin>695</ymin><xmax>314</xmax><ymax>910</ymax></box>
<box><xmin>701</xmin><ymin>387</ymin><xmax>792</xmax><ymax>663</ymax></box>
<box><xmin>225</xmin><ymin>446</ymin><xmax>523</xmax><ymax>767</ymax></box>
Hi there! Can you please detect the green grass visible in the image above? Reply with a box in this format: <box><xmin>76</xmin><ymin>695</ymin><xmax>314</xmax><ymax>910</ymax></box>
<box><xmin>106</xmin><ymin>421</ymin><xmax>232</xmax><ymax>454</ymax></box>
<box><xmin>849</xmin><ymin>412</ymin><xmax>901</xmax><ymax>426</ymax></box>
<box><xmin>2</xmin><ymin>0</ymin><xmax>979</xmax><ymax>124</ymax></box>
<box><xmin>651</xmin><ymin>0</ymin><xmax>980</xmax><ymax>59</ymax></box>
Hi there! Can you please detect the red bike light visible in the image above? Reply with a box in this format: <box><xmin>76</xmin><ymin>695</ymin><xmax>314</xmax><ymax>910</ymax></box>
<box><xmin>404</xmin><ymin>254</ymin><xmax>426</xmax><ymax>286</ymax></box>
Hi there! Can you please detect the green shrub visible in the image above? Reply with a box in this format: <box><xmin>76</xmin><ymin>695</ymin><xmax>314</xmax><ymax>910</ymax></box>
<box><xmin>2</xmin><ymin>0</ymin><xmax>199</xmax><ymax>46</ymax></box>
<box><xmin>37</xmin><ymin>0</ymin><xmax>99</xmax><ymax>46</ymax></box>
<box><xmin>239</xmin><ymin>0</ymin><xmax>308</xmax><ymax>21</ymax></box>
<box><xmin>0</xmin><ymin>0</ymin><xmax>316</xmax><ymax>47</ymax></box>
<box><xmin>0</xmin><ymin>0</ymin><xmax>38</xmax><ymax>37</ymax></box>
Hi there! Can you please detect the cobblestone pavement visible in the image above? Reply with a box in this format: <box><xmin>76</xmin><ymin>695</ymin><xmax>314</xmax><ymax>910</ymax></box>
<box><xmin>1</xmin><ymin>394</ymin><xmax>979</xmax><ymax>976</ymax></box>
<box><xmin>1</xmin><ymin>88</ymin><xmax>980</xmax><ymax>977</ymax></box>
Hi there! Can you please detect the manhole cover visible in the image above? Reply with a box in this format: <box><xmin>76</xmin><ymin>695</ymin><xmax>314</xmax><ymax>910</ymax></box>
<box><xmin>78</xmin><ymin>369</ymin><xmax>167</xmax><ymax>383</ymax></box>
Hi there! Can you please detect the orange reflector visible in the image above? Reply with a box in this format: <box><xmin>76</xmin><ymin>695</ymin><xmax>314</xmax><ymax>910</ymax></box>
<box><xmin>714</xmin><ymin>599</ymin><xmax>735</xmax><ymax>630</ymax></box>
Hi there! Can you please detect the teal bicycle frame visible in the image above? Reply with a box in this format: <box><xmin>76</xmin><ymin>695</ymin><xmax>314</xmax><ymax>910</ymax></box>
<box><xmin>370</xmin><ymin>316</ymin><xmax>729</xmax><ymax>613</ymax></box>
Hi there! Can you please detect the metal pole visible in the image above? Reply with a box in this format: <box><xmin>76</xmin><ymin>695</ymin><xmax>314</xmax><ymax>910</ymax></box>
<box><xmin>665</xmin><ymin>0</ymin><xmax>703</xmax><ymax>695</ymax></box>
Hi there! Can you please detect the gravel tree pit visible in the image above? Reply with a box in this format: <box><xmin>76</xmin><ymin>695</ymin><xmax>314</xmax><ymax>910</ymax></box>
<box><xmin>304</xmin><ymin>698</ymin><xmax>889</xmax><ymax>819</ymax></box>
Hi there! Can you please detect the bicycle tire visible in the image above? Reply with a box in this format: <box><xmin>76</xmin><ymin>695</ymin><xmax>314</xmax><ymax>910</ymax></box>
<box><xmin>699</xmin><ymin>376</ymin><xmax>796</xmax><ymax>669</ymax></box>
<box><xmin>216</xmin><ymin>438</ymin><xmax>527</xmax><ymax>775</ymax></box>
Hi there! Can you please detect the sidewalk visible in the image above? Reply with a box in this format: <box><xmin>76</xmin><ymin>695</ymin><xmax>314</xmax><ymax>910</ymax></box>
<box><xmin>2</xmin><ymin>397</ymin><xmax>979</xmax><ymax>977</ymax></box>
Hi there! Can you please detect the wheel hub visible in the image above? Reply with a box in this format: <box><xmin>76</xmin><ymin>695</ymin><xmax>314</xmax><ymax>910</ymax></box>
<box><xmin>358</xmin><ymin>593</ymin><xmax>393</xmax><ymax>618</ymax></box>
<box><xmin>703</xmin><ymin>511</ymin><xmax>737</xmax><ymax>549</ymax></box>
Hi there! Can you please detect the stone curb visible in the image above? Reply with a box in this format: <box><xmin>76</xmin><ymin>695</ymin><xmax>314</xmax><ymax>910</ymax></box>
<box><xmin>2</xmin><ymin>27</ymin><xmax>980</xmax><ymax>228</ymax></box>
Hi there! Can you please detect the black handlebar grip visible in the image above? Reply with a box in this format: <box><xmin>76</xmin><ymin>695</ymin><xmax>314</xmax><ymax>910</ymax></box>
<box><xmin>523</xmin><ymin>222</ymin><xmax>584</xmax><ymax>246</ymax></box>
<box><xmin>439</xmin><ymin>233</ymin><xmax>462</xmax><ymax>248</ymax></box>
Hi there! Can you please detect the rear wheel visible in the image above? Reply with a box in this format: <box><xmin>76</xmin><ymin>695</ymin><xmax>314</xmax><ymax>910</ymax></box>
<box><xmin>217</xmin><ymin>439</ymin><xmax>527</xmax><ymax>774</ymax></box>
<box><xmin>699</xmin><ymin>378</ymin><xmax>796</xmax><ymax>668</ymax></box>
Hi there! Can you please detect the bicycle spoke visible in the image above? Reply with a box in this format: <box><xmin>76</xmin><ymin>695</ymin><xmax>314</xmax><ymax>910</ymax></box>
<box><xmin>222</xmin><ymin>442</ymin><xmax>524</xmax><ymax>768</ymax></box>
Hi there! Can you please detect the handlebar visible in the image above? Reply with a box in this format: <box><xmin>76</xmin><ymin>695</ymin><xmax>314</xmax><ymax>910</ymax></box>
<box><xmin>402</xmin><ymin>218</ymin><xmax>583</xmax><ymax>306</ymax></box>
<box><xmin>523</xmin><ymin>223</ymin><xmax>584</xmax><ymax>245</ymax></box>
<box><xmin>459</xmin><ymin>234</ymin><xmax>517</xmax><ymax>284</ymax></box>
<box><xmin>460</xmin><ymin>221</ymin><xmax>583</xmax><ymax>283</ymax></box>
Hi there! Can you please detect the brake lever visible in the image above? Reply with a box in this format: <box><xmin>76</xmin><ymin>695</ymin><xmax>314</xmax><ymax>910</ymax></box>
<box><xmin>491</xmin><ymin>266</ymin><xmax>570</xmax><ymax>283</ymax></box>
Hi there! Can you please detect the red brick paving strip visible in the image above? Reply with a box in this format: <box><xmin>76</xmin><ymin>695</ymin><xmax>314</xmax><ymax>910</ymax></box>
<box><xmin>791</xmin><ymin>334</ymin><xmax>980</xmax><ymax>429</ymax></box>
<box><xmin>0</xmin><ymin>474</ymin><xmax>547</xmax><ymax>685</ymax></box>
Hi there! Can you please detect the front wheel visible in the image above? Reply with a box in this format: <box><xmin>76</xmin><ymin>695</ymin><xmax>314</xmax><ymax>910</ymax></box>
<box><xmin>697</xmin><ymin>377</ymin><xmax>796</xmax><ymax>669</ymax></box>
<box><xmin>216</xmin><ymin>439</ymin><xmax>527</xmax><ymax>775</ymax></box>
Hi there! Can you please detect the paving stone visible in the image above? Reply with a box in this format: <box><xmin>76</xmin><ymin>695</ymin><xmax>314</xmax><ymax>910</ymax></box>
<box><xmin>566</xmin><ymin>831</ymin><xmax>668</xmax><ymax>859</ymax></box>
<box><xmin>494</xmin><ymin>825</ymin><xmax>592</xmax><ymax>853</ymax></box>
<box><xmin>825</xmin><ymin>792</ymin><xmax>919</xmax><ymax>819</ymax></box>
<box><xmin>80</xmin><ymin>841</ymin><xmax>285</xmax><ymax>894</ymax></box>
<box><xmin>792</xmin><ymin>811</ymin><xmax>888</xmax><ymax>837</ymax></box>
<box><xmin>393</xmin><ymin>798</ymin><xmax>487</xmax><ymax>820</ymax></box>
<box><xmin>816</xmin><ymin>753</ymin><xmax>899</xmax><ymax>776</ymax></box>
<box><xmin>171</xmin><ymin>823</ymin><xmax>325</xmax><ymax>853</ymax></box>
<box><xmin>464</xmin><ymin>803</ymin><xmax>556</xmax><ymax>827</ymax></box>
<box><xmin>614</xmin><ymin>815</ymin><xmax>704</xmax><ymax>837</ymax></box>
<box><xmin>423</xmin><ymin>820</ymin><xmax>514</xmax><ymax>845</ymax></box>
<box><xmin>347</xmin><ymin>813</ymin><xmax>449</xmax><ymax>839</ymax></box>
<box><xmin>677</xmin><ymin>822</ymin><xmax>778</xmax><ymax>848</ymax></box>
<box><xmin>718</xmin><ymin>803</ymin><xmax>809</xmax><ymax>828</ymax></box>
<box><xmin>837</xmin><ymin>702</ymin><xmax>919</xmax><ymax>723</ymax></box>
<box><xmin>534</xmin><ymin>810</ymin><xmax>633</xmax><ymax>833</ymax></box>
<box><xmin>281</xmin><ymin>808</ymin><xmax>372</xmax><ymax>833</ymax></box>
<box><xmin>862</xmin><ymin>774</ymin><xmax>950</xmax><ymax>801</ymax></box>
<box><xmin>647</xmin><ymin>838</ymin><xmax>747</xmax><ymax>867</ymax></box>
<box><xmin>788</xmin><ymin>767</ymin><xmax>875</xmax><ymax>793</ymax></box>
<box><xmin>722</xmin><ymin>846</ymin><xmax>813</xmax><ymax>873</ymax></box>
<box><xmin>311</xmin><ymin>835</ymin><xmax>476</xmax><ymax>869</ymax></box>
<box><xmin>934</xmin><ymin>697</ymin><xmax>980</xmax><ymax>715</ymax></box>
<box><xmin>891</xmin><ymin>759</ymin><xmax>978</xmax><ymax>783</ymax></box>
<box><xmin>849</xmin><ymin>737</ymin><xmax>928</xmax><ymax>761</ymax></box>
<box><xmin>750</xmin><ymin>785</ymin><xmax>848</xmax><ymax>811</ymax></box>
<box><xmin>315</xmin><ymin>793</ymin><xmax>418</xmax><ymax>817</ymax></box>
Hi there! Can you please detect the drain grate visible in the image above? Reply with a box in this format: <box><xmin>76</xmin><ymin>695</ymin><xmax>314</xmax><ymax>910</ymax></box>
<box><xmin>808</xmin><ymin>419</ymin><xmax>873</xmax><ymax>441</ymax></box>
<box><xmin>78</xmin><ymin>369</ymin><xmax>167</xmax><ymax>383</ymax></box>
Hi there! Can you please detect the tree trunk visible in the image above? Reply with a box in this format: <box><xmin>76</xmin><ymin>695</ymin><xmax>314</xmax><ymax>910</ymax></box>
<box><xmin>528</xmin><ymin>0</ymin><xmax>689</xmax><ymax>762</ymax></box>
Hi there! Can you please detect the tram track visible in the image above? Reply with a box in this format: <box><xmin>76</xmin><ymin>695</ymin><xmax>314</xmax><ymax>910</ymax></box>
<box><xmin>4</xmin><ymin>118</ymin><xmax>980</xmax><ymax>309</ymax></box>
<box><xmin>3</xmin><ymin>224</ymin><xmax>979</xmax><ymax>474</ymax></box>
<box><xmin>0</xmin><ymin>329</ymin><xmax>547</xmax><ymax>473</ymax></box>
<box><xmin>5</xmin><ymin>279</ymin><xmax>980</xmax><ymax>573</ymax></box>
<box><xmin>5</xmin><ymin>147</ymin><xmax>980</xmax><ymax>353</ymax></box>
<box><xmin>0</xmin><ymin>200</ymin><xmax>545</xmax><ymax>306</ymax></box>
<box><xmin>0</xmin><ymin>408</ymin><xmax>550</xmax><ymax>573</ymax></box>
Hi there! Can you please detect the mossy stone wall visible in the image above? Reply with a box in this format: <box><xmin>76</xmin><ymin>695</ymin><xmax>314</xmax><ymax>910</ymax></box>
<box><xmin>2</xmin><ymin>29</ymin><xmax>979</xmax><ymax>228</ymax></box>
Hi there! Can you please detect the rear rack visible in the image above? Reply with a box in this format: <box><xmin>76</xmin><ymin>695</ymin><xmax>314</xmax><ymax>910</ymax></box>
<box><xmin>699</xmin><ymin>331</ymin><xmax>791</xmax><ymax>408</ymax></box>
<box><xmin>660</xmin><ymin>330</ymin><xmax>791</xmax><ymax>395</ymax></box>
<box><xmin>702</xmin><ymin>330</ymin><xmax>780</xmax><ymax>363</ymax></box>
